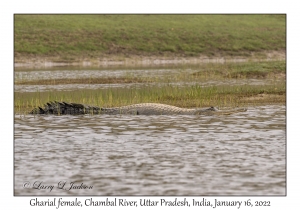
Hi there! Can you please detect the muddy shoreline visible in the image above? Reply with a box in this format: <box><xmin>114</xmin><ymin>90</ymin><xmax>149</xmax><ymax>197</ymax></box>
<box><xmin>14</xmin><ymin>50</ymin><xmax>286</xmax><ymax>69</ymax></box>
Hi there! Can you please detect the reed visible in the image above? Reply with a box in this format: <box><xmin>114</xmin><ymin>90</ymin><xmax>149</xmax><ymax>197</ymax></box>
<box><xmin>14</xmin><ymin>81</ymin><xmax>286</xmax><ymax>114</ymax></box>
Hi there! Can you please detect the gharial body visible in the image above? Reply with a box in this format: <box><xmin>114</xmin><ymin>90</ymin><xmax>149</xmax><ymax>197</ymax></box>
<box><xmin>29</xmin><ymin>101</ymin><xmax>247</xmax><ymax>115</ymax></box>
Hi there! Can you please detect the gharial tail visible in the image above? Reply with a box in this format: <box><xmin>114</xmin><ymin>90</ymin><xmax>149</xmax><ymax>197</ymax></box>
<box><xmin>29</xmin><ymin>101</ymin><xmax>101</xmax><ymax>115</ymax></box>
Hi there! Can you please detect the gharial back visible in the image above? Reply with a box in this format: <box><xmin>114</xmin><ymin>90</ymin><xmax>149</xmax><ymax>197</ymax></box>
<box><xmin>29</xmin><ymin>101</ymin><xmax>246</xmax><ymax>115</ymax></box>
<box><xmin>101</xmin><ymin>103</ymin><xmax>197</xmax><ymax>115</ymax></box>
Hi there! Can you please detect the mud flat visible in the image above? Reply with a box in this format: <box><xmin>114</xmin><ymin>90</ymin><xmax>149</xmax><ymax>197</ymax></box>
<box><xmin>14</xmin><ymin>50</ymin><xmax>285</xmax><ymax>69</ymax></box>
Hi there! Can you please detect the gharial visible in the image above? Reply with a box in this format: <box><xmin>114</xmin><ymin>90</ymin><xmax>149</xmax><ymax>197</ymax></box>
<box><xmin>29</xmin><ymin>101</ymin><xmax>247</xmax><ymax>115</ymax></box>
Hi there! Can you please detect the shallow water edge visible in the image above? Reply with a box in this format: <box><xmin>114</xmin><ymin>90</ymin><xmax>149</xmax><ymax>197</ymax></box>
<box><xmin>15</xmin><ymin>50</ymin><xmax>285</xmax><ymax>69</ymax></box>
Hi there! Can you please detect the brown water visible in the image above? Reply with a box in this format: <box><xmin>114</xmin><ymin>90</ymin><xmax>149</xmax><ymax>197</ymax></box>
<box><xmin>14</xmin><ymin>105</ymin><xmax>286</xmax><ymax>196</ymax></box>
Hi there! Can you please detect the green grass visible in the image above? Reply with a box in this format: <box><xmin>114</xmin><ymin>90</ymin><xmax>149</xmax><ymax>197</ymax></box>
<box><xmin>15</xmin><ymin>81</ymin><xmax>286</xmax><ymax>114</ymax></box>
<box><xmin>192</xmin><ymin>60</ymin><xmax>286</xmax><ymax>79</ymax></box>
<box><xmin>14</xmin><ymin>14</ymin><xmax>286</xmax><ymax>59</ymax></box>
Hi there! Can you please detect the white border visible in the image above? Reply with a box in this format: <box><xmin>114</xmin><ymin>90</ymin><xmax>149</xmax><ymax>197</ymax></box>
<box><xmin>3</xmin><ymin>1</ymin><xmax>298</xmax><ymax>209</ymax></box>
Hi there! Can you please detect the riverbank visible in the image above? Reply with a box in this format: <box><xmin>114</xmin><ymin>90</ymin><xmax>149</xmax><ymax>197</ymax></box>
<box><xmin>14</xmin><ymin>14</ymin><xmax>285</xmax><ymax>68</ymax></box>
<box><xmin>14</xmin><ymin>50</ymin><xmax>285</xmax><ymax>69</ymax></box>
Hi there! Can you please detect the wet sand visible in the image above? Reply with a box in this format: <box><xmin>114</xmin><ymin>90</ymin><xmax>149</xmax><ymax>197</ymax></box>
<box><xmin>14</xmin><ymin>50</ymin><xmax>285</xmax><ymax>69</ymax></box>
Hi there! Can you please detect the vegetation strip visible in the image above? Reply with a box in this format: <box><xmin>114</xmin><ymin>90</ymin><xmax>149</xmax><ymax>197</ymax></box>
<box><xmin>15</xmin><ymin>82</ymin><xmax>286</xmax><ymax>114</ymax></box>
<box><xmin>15</xmin><ymin>61</ymin><xmax>286</xmax><ymax>85</ymax></box>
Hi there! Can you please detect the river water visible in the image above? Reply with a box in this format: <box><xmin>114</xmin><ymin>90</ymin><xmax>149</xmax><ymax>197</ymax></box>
<box><xmin>14</xmin><ymin>105</ymin><xmax>286</xmax><ymax>196</ymax></box>
<box><xmin>14</xmin><ymin>68</ymin><xmax>280</xmax><ymax>92</ymax></box>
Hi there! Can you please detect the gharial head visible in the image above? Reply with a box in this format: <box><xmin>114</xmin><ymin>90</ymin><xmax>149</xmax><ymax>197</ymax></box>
<box><xmin>206</xmin><ymin>106</ymin><xmax>219</xmax><ymax>111</ymax></box>
<box><xmin>193</xmin><ymin>106</ymin><xmax>219</xmax><ymax>115</ymax></box>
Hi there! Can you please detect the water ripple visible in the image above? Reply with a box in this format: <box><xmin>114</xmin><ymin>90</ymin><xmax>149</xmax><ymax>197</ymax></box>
<box><xmin>14</xmin><ymin>105</ymin><xmax>286</xmax><ymax>195</ymax></box>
